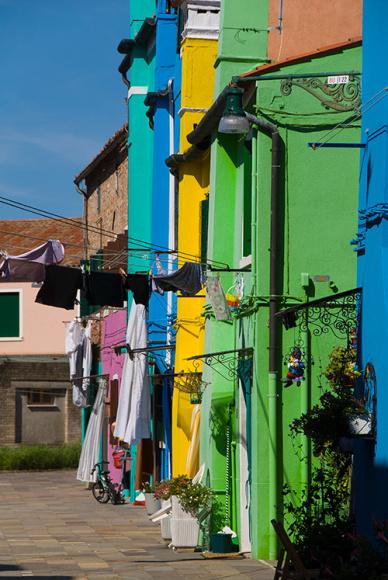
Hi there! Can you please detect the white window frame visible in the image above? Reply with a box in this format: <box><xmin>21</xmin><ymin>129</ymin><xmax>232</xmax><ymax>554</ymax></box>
<box><xmin>0</xmin><ymin>288</ymin><xmax>23</xmax><ymax>341</ymax></box>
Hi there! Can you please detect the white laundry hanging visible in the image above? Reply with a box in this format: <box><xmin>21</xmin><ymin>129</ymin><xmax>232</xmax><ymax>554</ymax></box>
<box><xmin>76</xmin><ymin>376</ymin><xmax>107</xmax><ymax>483</ymax></box>
<box><xmin>114</xmin><ymin>301</ymin><xmax>151</xmax><ymax>446</ymax></box>
<box><xmin>65</xmin><ymin>320</ymin><xmax>93</xmax><ymax>407</ymax></box>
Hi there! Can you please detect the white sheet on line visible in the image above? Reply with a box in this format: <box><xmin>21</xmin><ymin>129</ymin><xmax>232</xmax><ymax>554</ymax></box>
<box><xmin>76</xmin><ymin>376</ymin><xmax>107</xmax><ymax>483</ymax></box>
<box><xmin>113</xmin><ymin>302</ymin><xmax>150</xmax><ymax>446</ymax></box>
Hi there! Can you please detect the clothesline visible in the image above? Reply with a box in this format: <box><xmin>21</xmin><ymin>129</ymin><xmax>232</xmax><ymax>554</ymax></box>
<box><xmin>69</xmin><ymin>372</ymin><xmax>109</xmax><ymax>382</ymax></box>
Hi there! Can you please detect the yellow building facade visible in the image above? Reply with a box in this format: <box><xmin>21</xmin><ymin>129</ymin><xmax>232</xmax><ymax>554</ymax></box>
<box><xmin>170</xmin><ymin>2</ymin><xmax>220</xmax><ymax>476</ymax></box>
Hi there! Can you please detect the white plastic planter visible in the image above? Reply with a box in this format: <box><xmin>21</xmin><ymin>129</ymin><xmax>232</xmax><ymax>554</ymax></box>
<box><xmin>348</xmin><ymin>414</ymin><xmax>373</xmax><ymax>437</ymax></box>
<box><xmin>171</xmin><ymin>495</ymin><xmax>199</xmax><ymax>548</ymax></box>
<box><xmin>144</xmin><ymin>493</ymin><xmax>161</xmax><ymax>515</ymax></box>
<box><xmin>161</xmin><ymin>514</ymin><xmax>172</xmax><ymax>539</ymax></box>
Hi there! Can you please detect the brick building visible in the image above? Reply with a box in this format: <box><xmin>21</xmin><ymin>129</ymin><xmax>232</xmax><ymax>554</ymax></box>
<box><xmin>0</xmin><ymin>218</ymin><xmax>83</xmax><ymax>445</ymax></box>
<box><xmin>74</xmin><ymin>124</ymin><xmax>128</xmax><ymax>269</ymax></box>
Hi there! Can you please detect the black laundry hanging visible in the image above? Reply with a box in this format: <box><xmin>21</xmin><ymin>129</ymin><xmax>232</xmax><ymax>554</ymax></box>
<box><xmin>84</xmin><ymin>271</ymin><xmax>126</xmax><ymax>307</ymax></box>
<box><xmin>152</xmin><ymin>262</ymin><xmax>203</xmax><ymax>296</ymax></box>
<box><xmin>125</xmin><ymin>274</ymin><xmax>150</xmax><ymax>306</ymax></box>
<box><xmin>35</xmin><ymin>265</ymin><xmax>83</xmax><ymax>310</ymax></box>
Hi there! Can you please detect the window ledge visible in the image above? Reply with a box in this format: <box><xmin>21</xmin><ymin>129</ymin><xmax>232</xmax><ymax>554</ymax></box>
<box><xmin>0</xmin><ymin>336</ymin><xmax>23</xmax><ymax>342</ymax></box>
<box><xmin>239</xmin><ymin>255</ymin><xmax>252</xmax><ymax>269</ymax></box>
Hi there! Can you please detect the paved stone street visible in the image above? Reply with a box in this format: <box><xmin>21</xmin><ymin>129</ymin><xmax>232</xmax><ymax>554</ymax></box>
<box><xmin>0</xmin><ymin>471</ymin><xmax>275</xmax><ymax>579</ymax></box>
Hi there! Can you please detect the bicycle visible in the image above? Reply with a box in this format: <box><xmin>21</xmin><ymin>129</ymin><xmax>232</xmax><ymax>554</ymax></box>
<box><xmin>90</xmin><ymin>461</ymin><xmax>125</xmax><ymax>505</ymax></box>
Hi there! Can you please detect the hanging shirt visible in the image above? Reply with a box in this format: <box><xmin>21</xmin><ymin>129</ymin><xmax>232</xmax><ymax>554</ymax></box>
<box><xmin>84</xmin><ymin>271</ymin><xmax>126</xmax><ymax>307</ymax></box>
<box><xmin>0</xmin><ymin>240</ymin><xmax>65</xmax><ymax>282</ymax></box>
<box><xmin>114</xmin><ymin>302</ymin><xmax>151</xmax><ymax>446</ymax></box>
<box><xmin>35</xmin><ymin>265</ymin><xmax>82</xmax><ymax>310</ymax></box>
<box><xmin>152</xmin><ymin>262</ymin><xmax>203</xmax><ymax>296</ymax></box>
<box><xmin>65</xmin><ymin>320</ymin><xmax>93</xmax><ymax>408</ymax></box>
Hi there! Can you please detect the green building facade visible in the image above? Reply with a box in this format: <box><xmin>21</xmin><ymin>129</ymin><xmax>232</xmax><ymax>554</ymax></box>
<box><xmin>199</xmin><ymin>7</ymin><xmax>361</xmax><ymax>558</ymax></box>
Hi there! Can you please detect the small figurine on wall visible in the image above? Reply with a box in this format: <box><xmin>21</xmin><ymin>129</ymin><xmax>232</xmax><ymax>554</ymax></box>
<box><xmin>283</xmin><ymin>346</ymin><xmax>305</xmax><ymax>387</ymax></box>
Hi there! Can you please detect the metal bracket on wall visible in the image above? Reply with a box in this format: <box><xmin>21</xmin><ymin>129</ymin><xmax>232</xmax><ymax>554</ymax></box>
<box><xmin>276</xmin><ymin>288</ymin><xmax>361</xmax><ymax>342</ymax></box>
<box><xmin>187</xmin><ymin>347</ymin><xmax>253</xmax><ymax>381</ymax></box>
<box><xmin>280</xmin><ymin>75</ymin><xmax>361</xmax><ymax>112</ymax></box>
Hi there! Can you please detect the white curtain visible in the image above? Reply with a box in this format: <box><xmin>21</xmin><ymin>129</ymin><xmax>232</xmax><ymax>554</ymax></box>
<box><xmin>76</xmin><ymin>377</ymin><xmax>107</xmax><ymax>483</ymax></box>
<box><xmin>114</xmin><ymin>302</ymin><xmax>150</xmax><ymax>445</ymax></box>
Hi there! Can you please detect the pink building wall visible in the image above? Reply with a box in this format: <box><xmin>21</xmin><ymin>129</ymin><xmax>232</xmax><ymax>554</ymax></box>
<box><xmin>268</xmin><ymin>0</ymin><xmax>362</xmax><ymax>63</ymax></box>
<box><xmin>0</xmin><ymin>282</ymin><xmax>75</xmax><ymax>356</ymax></box>
<box><xmin>101</xmin><ymin>309</ymin><xmax>127</xmax><ymax>484</ymax></box>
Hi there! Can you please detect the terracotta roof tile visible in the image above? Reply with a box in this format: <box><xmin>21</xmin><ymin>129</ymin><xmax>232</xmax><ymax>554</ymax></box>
<box><xmin>240</xmin><ymin>37</ymin><xmax>362</xmax><ymax>79</ymax></box>
<box><xmin>74</xmin><ymin>123</ymin><xmax>128</xmax><ymax>185</ymax></box>
<box><xmin>0</xmin><ymin>217</ymin><xmax>84</xmax><ymax>267</ymax></box>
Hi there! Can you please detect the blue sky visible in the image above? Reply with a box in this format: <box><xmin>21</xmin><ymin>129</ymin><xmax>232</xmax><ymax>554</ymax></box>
<box><xmin>0</xmin><ymin>0</ymin><xmax>129</xmax><ymax>220</ymax></box>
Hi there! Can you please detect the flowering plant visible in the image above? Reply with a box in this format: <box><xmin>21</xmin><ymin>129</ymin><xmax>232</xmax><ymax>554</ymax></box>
<box><xmin>154</xmin><ymin>475</ymin><xmax>191</xmax><ymax>500</ymax></box>
<box><xmin>177</xmin><ymin>481</ymin><xmax>213</xmax><ymax>518</ymax></box>
<box><xmin>142</xmin><ymin>481</ymin><xmax>156</xmax><ymax>493</ymax></box>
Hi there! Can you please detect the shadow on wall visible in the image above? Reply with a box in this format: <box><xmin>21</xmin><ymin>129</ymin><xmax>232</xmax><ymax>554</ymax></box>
<box><xmin>353</xmin><ymin>440</ymin><xmax>388</xmax><ymax>551</ymax></box>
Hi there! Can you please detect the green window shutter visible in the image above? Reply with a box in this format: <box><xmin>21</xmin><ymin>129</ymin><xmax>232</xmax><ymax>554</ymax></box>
<box><xmin>200</xmin><ymin>195</ymin><xmax>209</xmax><ymax>264</ymax></box>
<box><xmin>0</xmin><ymin>292</ymin><xmax>20</xmax><ymax>338</ymax></box>
<box><xmin>243</xmin><ymin>149</ymin><xmax>252</xmax><ymax>257</ymax></box>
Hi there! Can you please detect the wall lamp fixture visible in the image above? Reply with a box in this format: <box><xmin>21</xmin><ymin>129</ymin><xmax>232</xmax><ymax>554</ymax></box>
<box><xmin>218</xmin><ymin>87</ymin><xmax>251</xmax><ymax>135</ymax></box>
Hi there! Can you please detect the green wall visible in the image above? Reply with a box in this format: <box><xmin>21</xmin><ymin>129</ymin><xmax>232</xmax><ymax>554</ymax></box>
<box><xmin>201</xmin><ymin>37</ymin><xmax>361</xmax><ymax>559</ymax></box>
<box><xmin>200</xmin><ymin>0</ymin><xmax>269</xmax><ymax>551</ymax></box>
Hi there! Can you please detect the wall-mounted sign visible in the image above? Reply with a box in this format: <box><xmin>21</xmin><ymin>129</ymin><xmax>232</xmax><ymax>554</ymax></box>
<box><xmin>327</xmin><ymin>75</ymin><xmax>349</xmax><ymax>85</ymax></box>
<box><xmin>312</xmin><ymin>275</ymin><xmax>330</xmax><ymax>282</ymax></box>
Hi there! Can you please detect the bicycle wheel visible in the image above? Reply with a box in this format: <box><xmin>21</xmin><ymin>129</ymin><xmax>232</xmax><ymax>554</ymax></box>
<box><xmin>92</xmin><ymin>481</ymin><xmax>110</xmax><ymax>504</ymax></box>
<box><xmin>108</xmin><ymin>482</ymin><xmax>124</xmax><ymax>505</ymax></box>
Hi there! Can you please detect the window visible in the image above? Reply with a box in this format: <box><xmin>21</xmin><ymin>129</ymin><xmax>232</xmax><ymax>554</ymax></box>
<box><xmin>200</xmin><ymin>194</ymin><xmax>209</xmax><ymax>264</ymax></box>
<box><xmin>27</xmin><ymin>390</ymin><xmax>55</xmax><ymax>407</ymax></box>
<box><xmin>97</xmin><ymin>186</ymin><xmax>101</xmax><ymax>213</ymax></box>
<box><xmin>0</xmin><ymin>290</ymin><xmax>21</xmax><ymax>340</ymax></box>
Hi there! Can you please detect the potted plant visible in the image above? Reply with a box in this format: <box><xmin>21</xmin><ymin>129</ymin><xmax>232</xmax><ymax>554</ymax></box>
<box><xmin>171</xmin><ymin>479</ymin><xmax>213</xmax><ymax>548</ymax></box>
<box><xmin>290</xmin><ymin>346</ymin><xmax>372</xmax><ymax>456</ymax></box>
<box><xmin>142</xmin><ymin>481</ymin><xmax>161</xmax><ymax>515</ymax></box>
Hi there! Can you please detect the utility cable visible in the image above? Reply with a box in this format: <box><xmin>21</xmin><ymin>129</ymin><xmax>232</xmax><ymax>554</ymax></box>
<box><xmin>0</xmin><ymin>194</ymin><xmax>229</xmax><ymax>268</ymax></box>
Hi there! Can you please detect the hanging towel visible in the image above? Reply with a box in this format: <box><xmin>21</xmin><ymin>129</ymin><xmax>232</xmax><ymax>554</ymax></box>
<box><xmin>76</xmin><ymin>377</ymin><xmax>107</xmax><ymax>483</ymax></box>
<box><xmin>0</xmin><ymin>240</ymin><xmax>65</xmax><ymax>282</ymax></box>
<box><xmin>35</xmin><ymin>265</ymin><xmax>82</xmax><ymax>310</ymax></box>
<box><xmin>125</xmin><ymin>274</ymin><xmax>150</xmax><ymax>306</ymax></box>
<box><xmin>84</xmin><ymin>271</ymin><xmax>126</xmax><ymax>307</ymax></box>
<box><xmin>114</xmin><ymin>302</ymin><xmax>151</xmax><ymax>446</ymax></box>
<box><xmin>152</xmin><ymin>262</ymin><xmax>203</xmax><ymax>296</ymax></box>
<box><xmin>205</xmin><ymin>276</ymin><xmax>231</xmax><ymax>321</ymax></box>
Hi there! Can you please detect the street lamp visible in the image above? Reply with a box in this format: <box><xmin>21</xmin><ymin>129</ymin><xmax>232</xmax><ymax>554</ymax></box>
<box><xmin>218</xmin><ymin>87</ymin><xmax>251</xmax><ymax>135</ymax></box>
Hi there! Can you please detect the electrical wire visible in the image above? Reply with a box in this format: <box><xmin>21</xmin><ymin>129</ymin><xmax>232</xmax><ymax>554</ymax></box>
<box><xmin>0</xmin><ymin>194</ymin><xmax>228</xmax><ymax>268</ymax></box>
<box><xmin>314</xmin><ymin>86</ymin><xmax>388</xmax><ymax>149</ymax></box>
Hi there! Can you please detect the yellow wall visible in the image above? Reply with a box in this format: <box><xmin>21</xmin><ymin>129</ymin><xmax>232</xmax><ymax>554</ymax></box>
<box><xmin>172</xmin><ymin>37</ymin><xmax>218</xmax><ymax>476</ymax></box>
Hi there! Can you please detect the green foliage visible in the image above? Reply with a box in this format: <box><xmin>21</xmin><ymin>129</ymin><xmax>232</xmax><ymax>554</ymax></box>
<box><xmin>154</xmin><ymin>475</ymin><xmax>191</xmax><ymax>500</ymax></box>
<box><xmin>285</xmin><ymin>346</ymin><xmax>384</xmax><ymax>577</ymax></box>
<box><xmin>154</xmin><ymin>476</ymin><xmax>213</xmax><ymax>518</ymax></box>
<box><xmin>0</xmin><ymin>443</ymin><xmax>81</xmax><ymax>471</ymax></box>
<box><xmin>142</xmin><ymin>481</ymin><xmax>156</xmax><ymax>493</ymax></box>
<box><xmin>290</xmin><ymin>346</ymin><xmax>366</xmax><ymax>456</ymax></box>
<box><xmin>325</xmin><ymin>345</ymin><xmax>361</xmax><ymax>389</ymax></box>
<box><xmin>283</xmin><ymin>458</ymin><xmax>384</xmax><ymax>577</ymax></box>
<box><xmin>177</xmin><ymin>481</ymin><xmax>213</xmax><ymax>518</ymax></box>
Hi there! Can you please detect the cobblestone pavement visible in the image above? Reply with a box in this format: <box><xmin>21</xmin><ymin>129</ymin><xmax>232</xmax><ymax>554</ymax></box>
<box><xmin>0</xmin><ymin>471</ymin><xmax>275</xmax><ymax>579</ymax></box>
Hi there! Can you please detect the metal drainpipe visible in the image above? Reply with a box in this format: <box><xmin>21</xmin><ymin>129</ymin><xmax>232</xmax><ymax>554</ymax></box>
<box><xmin>246</xmin><ymin>113</ymin><xmax>281</xmax><ymax>558</ymax></box>
<box><xmin>74</xmin><ymin>183</ymin><xmax>89</xmax><ymax>262</ymax></box>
